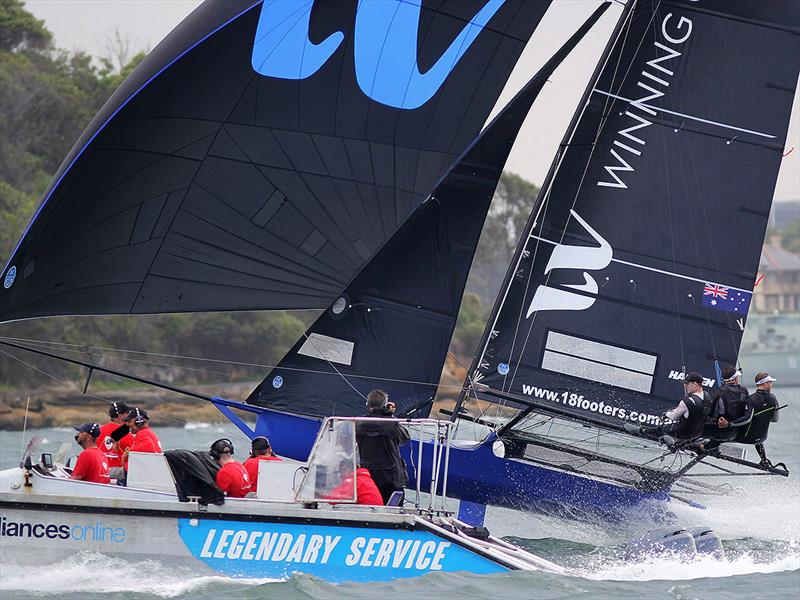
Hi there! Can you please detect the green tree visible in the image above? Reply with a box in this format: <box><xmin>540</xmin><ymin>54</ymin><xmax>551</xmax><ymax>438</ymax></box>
<box><xmin>0</xmin><ymin>0</ymin><xmax>51</xmax><ymax>52</ymax></box>
<box><xmin>467</xmin><ymin>172</ymin><xmax>540</xmax><ymax>304</ymax></box>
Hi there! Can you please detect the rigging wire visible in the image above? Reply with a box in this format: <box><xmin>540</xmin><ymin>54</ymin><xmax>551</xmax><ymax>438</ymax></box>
<box><xmin>0</xmin><ymin>335</ymin><xmax>467</xmax><ymax>392</ymax></box>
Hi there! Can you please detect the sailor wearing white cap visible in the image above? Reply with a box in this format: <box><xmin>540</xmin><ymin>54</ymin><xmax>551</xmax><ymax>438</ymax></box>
<box><xmin>740</xmin><ymin>373</ymin><xmax>781</xmax><ymax>467</ymax></box>
<box><xmin>710</xmin><ymin>365</ymin><xmax>750</xmax><ymax>440</ymax></box>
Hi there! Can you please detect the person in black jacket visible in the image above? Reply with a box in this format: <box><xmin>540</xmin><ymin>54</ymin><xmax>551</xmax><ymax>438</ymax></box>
<box><xmin>738</xmin><ymin>372</ymin><xmax>781</xmax><ymax>467</ymax></box>
<box><xmin>356</xmin><ymin>389</ymin><xmax>410</xmax><ymax>504</ymax></box>
<box><xmin>627</xmin><ymin>371</ymin><xmax>710</xmax><ymax>444</ymax></box>
<box><xmin>708</xmin><ymin>366</ymin><xmax>750</xmax><ymax>441</ymax></box>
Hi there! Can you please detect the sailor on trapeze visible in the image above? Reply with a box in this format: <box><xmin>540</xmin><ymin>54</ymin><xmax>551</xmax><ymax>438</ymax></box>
<box><xmin>625</xmin><ymin>371</ymin><xmax>712</xmax><ymax>445</ymax></box>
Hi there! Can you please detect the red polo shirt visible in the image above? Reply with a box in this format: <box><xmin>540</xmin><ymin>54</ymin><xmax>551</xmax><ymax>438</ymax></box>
<box><xmin>98</xmin><ymin>422</ymin><xmax>133</xmax><ymax>468</ymax></box>
<box><xmin>71</xmin><ymin>447</ymin><xmax>110</xmax><ymax>484</ymax></box>
<box><xmin>129</xmin><ymin>427</ymin><xmax>161</xmax><ymax>454</ymax></box>
<box><xmin>326</xmin><ymin>468</ymin><xmax>384</xmax><ymax>505</ymax></box>
<box><xmin>243</xmin><ymin>455</ymin><xmax>283</xmax><ymax>491</ymax></box>
<box><xmin>216</xmin><ymin>461</ymin><xmax>252</xmax><ymax>498</ymax></box>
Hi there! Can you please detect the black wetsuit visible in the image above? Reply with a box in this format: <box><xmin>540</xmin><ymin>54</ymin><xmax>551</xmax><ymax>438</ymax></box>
<box><xmin>708</xmin><ymin>384</ymin><xmax>750</xmax><ymax>441</ymax></box>
<box><xmin>738</xmin><ymin>389</ymin><xmax>779</xmax><ymax>463</ymax></box>
<box><xmin>665</xmin><ymin>393</ymin><xmax>708</xmax><ymax>439</ymax></box>
<box><xmin>640</xmin><ymin>393</ymin><xmax>708</xmax><ymax>441</ymax></box>
<box><xmin>356</xmin><ymin>415</ymin><xmax>410</xmax><ymax>504</ymax></box>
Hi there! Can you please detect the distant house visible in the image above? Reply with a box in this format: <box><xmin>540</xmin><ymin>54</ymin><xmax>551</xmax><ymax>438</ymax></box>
<box><xmin>753</xmin><ymin>240</ymin><xmax>800</xmax><ymax>313</ymax></box>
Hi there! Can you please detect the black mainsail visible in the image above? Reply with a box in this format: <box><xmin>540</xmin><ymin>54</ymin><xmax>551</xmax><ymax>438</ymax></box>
<box><xmin>465</xmin><ymin>0</ymin><xmax>800</xmax><ymax>431</ymax></box>
<box><xmin>246</xmin><ymin>5</ymin><xmax>612</xmax><ymax>418</ymax></box>
<box><xmin>0</xmin><ymin>0</ymin><xmax>552</xmax><ymax>322</ymax></box>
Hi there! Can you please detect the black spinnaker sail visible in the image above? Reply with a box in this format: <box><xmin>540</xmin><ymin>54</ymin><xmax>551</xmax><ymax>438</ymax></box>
<box><xmin>466</xmin><ymin>0</ymin><xmax>800</xmax><ymax>431</ymax></box>
<box><xmin>0</xmin><ymin>0</ymin><xmax>552</xmax><ymax>322</ymax></box>
<box><xmin>245</xmin><ymin>4</ymin><xmax>612</xmax><ymax>418</ymax></box>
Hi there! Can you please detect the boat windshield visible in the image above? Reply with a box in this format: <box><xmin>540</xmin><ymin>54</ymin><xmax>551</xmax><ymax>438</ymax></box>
<box><xmin>295</xmin><ymin>417</ymin><xmax>456</xmax><ymax>511</ymax></box>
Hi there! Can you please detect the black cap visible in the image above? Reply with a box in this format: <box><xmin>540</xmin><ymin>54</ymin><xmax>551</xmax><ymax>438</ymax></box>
<box><xmin>210</xmin><ymin>438</ymin><xmax>234</xmax><ymax>460</ymax></box>
<box><xmin>251</xmin><ymin>436</ymin><xmax>271</xmax><ymax>453</ymax></box>
<box><xmin>683</xmin><ymin>371</ymin><xmax>704</xmax><ymax>384</ymax></box>
<box><xmin>125</xmin><ymin>407</ymin><xmax>149</xmax><ymax>421</ymax></box>
<box><xmin>108</xmin><ymin>401</ymin><xmax>131</xmax><ymax>419</ymax></box>
<box><xmin>74</xmin><ymin>422</ymin><xmax>101</xmax><ymax>439</ymax></box>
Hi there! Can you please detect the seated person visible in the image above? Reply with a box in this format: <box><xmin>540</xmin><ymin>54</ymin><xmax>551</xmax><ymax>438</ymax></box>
<box><xmin>98</xmin><ymin>401</ymin><xmax>132</xmax><ymax>481</ymax></box>
<box><xmin>210</xmin><ymin>438</ymin><xmax>252</xmax><ymax>498</ymax></box>
<box><xmin>325</xmin><ymin>466</ymin><xmax>384</xmax><ymax>506</ymax></box>
<box><xmin>70</xmin><ymin>422</ymin><xmax>110</xmax><ymax>484</ymax></box>
<box><xmin>738</xmin><ymin>372</ymin><xmax>782</xmax><ymax>468</ymax></box>
<box><xmin>122</xmin><ymin>407</ymin><xmax>162</xmax><ymax>466</ymax></box>
<box><xmin>243</xmin><ymin>436</ymin><xmax>282</xmax><ymax>492</ymax></box>
<box><xmin>706</xmin><ymin>366</ymin><xmax>750</xmax><ymax>441</ymax></box>
<box><xmin>627</xmin><ymin>372</ymin><xmax>710</xmax><ymax>444</ymax></box>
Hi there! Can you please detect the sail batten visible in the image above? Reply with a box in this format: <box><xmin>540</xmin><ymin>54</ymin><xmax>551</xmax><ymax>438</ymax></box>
<box><xmin>246</xmin><ymin>4</ymin><xmax>613</xmax><ymax>417</ymax></box>
<box><xmin>467</xmin><ymin>0</ymin><xmax>800</xmax><ymax>431</ymax></box>
<box><xmin>1</xmin><ymin>0</ymin><xmax>554</xmax><ymax>322</ymax></box>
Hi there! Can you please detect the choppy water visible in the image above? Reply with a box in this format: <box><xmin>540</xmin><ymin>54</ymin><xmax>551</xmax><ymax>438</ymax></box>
<box><xmin>1</xmin><ymin>391</ymin><xmax>798</xmax><ymax>599</ymax></box>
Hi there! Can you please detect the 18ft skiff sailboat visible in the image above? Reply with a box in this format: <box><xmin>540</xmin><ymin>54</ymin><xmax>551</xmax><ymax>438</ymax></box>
<box><xmin>1</xmin><ymin>0</ymin><xmax>798</xmax><ymax>522</ymax></box>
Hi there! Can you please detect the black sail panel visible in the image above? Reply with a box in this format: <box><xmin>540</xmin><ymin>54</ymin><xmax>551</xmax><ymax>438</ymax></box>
<box><xmin>473</xmin><ymin>0</ymin><xmax>800</xmax><ymax>429</ymax></box>
<box><xmin>0</xmin><ymin>0</ymin><xmax>552</xmax><ymax>322</ymax></box>
<box><xmin>246</xmin><ymin>5</ymin><xmax>611</xmax><ymax>418</ymax></box>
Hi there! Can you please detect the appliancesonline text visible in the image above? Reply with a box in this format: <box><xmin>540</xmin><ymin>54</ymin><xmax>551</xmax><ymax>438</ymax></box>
<box><xmin>0</xmin><ymin>516</ymin><xmax>125</xmax><ymax>542</ymax></box>
<box><xmin>521</xmin><ymin>386</ymin><xmax>661</xmax><ymax>425</ymax></box>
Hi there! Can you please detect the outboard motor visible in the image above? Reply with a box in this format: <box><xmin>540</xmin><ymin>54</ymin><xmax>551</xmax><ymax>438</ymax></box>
<box><xmin>625</xmin><ymin>528</ymin><xmax>697</xmax><ymax>561</ymax></box>
<box><xmin>689</xmin><ymin>527</ymin><xmax>725</xmax><ymax>559</ymax></box>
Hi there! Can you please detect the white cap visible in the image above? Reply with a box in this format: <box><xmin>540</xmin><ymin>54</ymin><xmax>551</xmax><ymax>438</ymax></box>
<box><xmin>755</xmin><ymin>374</ymin><xmax>777</xmax><ymax>385</ymax></box>
<box><xmin>723</xmin><ymin>369</ymin><xmax>742</xmax><ymax>382</ymax></box>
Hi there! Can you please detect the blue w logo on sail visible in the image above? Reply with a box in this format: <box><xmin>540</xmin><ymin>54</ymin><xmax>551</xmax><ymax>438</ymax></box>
<box><xmin>251</xmin><ymin>0</ymin><xmax>506</xmax><ymax>109</ymax></box>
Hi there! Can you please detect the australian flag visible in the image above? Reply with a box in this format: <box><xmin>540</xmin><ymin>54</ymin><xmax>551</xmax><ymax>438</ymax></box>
<box><xmin>702</xmin><ymin>283</ymin><xmax>751</xmax><ymax>314</ymax></box>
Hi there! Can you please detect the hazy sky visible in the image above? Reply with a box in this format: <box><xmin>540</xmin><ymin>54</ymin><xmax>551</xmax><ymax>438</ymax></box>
<box><xmin>24</xmin><ymin>0</ymin><xmax>799</xmax><ymax>201</ymax></box>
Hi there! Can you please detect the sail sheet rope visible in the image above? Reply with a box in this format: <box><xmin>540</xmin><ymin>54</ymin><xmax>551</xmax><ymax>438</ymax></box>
<box><xmin>0</xmin><ymin>335</ymin><xmax>467</xmax><ymax>392</ymax></box>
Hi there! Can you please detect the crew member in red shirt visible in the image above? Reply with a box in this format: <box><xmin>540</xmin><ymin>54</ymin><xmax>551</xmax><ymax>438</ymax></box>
<box><xmin>122</xmin><ymin>408</ymin><xmax>162</xmax><ymax>470</ymax></box>
<box><xmin>211</xmin><ymin>438</ymin><xmax>251</xmax><ymax>498</ymax></box>
<box><xmin>98</xmin><ymin>401</ymin><xmax>133</xmax><ymax>480</ymax></box>
<box><xmin>243</xmin><ymin>436</ymin><xmax>282</xmax><ymax>493</ymax></box>
<box><xmin>70</xmin><ymin>422</ymin><xmax>110</xmax><ymax>484</ymax></box>
<box><xmin>327</xmin><ymin>467</ymin><xmax>384</xmax><ymax>506</ymax></box>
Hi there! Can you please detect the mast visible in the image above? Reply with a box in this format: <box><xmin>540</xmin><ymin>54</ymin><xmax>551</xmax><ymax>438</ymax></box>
<box><xmin>453</xmin><ymin>0</ymin><xmax>637</xmax><ymax>418</ymax></box>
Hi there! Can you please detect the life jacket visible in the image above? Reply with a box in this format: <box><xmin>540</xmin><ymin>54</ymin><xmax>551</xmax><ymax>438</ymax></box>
<box><xmin>719</xmin><ymin>384</ymin><xmax>749</xmax><ymax>420</ymax></box>
<box><xmin>676</xmin><ymin>393</ymin><xmax>706</xmax><ymax>439</ymax></box>
<box><xmin>737</xmin><ymin>390</ymin><xmax>777</xmax><ymax>444</ymax></box>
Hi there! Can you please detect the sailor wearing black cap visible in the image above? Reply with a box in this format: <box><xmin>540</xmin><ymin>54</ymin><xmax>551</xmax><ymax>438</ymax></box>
<box><xmin>210</xmin><ymin>439</ymin><xmax>252</xmax><ymax>498</ymax></box>
<box><xmin>122</xmin><ymin>408</ymin><xmax>162</xmax><ymax>469</ymax></box>
<box><xmin>98</xmin><ymin>401</ymin><xmax>132</xmax><ymax>479</ymax></box>
<box><xmin>628</xmin><ymin>371</ymin><xmax>711</xmax><ymax>443</ymax></box>
<box><xmin>740</xmin><ymin>373</ymin><xmax>781</xmax><ymax>466</ymax></box>
<box><xmin>70</xmin><ymin>422</ymin><xmax>110</xmax><ymax>484</ymax></box>
<box><xmin>243</xmin><ymin>436</ymin><xmax>282</xmax><ymax>493</ymax></box>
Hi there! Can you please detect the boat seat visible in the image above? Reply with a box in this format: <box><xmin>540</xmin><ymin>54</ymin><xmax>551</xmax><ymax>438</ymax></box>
<box><xmin>255</xmin><ymin>460</ymin><xmax>304</xmax><ymax>501</ymax></box>
<box><xmin>386</xmin><ymin>491</ymin><xmax>404</xmax><ymax>506</ymax></box>
<box><xmin>126</xmin><ymin>452</ymin><xmax>177</xmax><ymax>494</ymax></box>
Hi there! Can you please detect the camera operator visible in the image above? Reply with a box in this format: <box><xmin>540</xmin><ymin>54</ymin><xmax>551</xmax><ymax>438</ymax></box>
<box><xmin>356</xmin><ymin>389</ymin><xmax>410</xmax><ymax>504</ymax></box>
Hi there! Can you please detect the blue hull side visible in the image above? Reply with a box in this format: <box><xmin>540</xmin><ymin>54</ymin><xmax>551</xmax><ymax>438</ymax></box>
<box><xmin>253</xmin><ymin>409</ymin><xmax>668</xmax><ymax>518</ymax></box>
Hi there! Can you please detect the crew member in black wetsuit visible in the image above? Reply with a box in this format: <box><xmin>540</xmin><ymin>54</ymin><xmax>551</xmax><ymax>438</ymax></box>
<box><xmin>708</xmin><ymin>366</ymin><xmax>750</xmax><ymax>441</ymax></box>
<box><xmin>356</xmin><ymin>389</ymin><xmax>410</xmax><ymax>504</ymax></box>
<box><xmin>738</xmin><ymin>372</ymin><xmax>781</xmax><ymax>467</ymax></box>
<box><xmin>627</xmin><ymin>371</ymin><xmax>710</xmax><ymax>445</ymax></box>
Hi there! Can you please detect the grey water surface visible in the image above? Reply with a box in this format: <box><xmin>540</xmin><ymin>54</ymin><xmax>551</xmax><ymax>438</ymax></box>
<box><xmin>1</xmin><ymin>390</ymin><xmax>798</xmax><ymax>599</ymax></box>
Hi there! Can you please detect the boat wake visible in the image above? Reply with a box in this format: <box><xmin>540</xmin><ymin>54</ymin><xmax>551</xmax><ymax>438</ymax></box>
<box><xmin>580</xmin><ymin>542</ymin><xmax>800</xmax><ymax>582</ymax></box>
<box><xmin>0</xmin><ymin>552</ymin><xmax>277</xmax><ymax>598</ymax></box>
